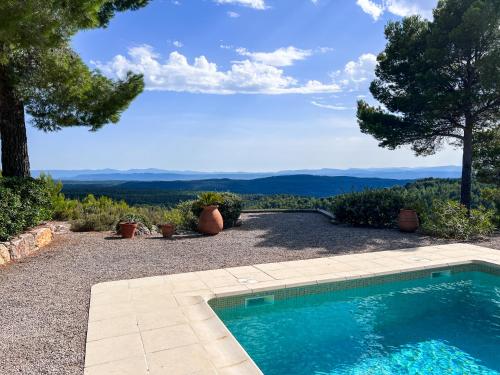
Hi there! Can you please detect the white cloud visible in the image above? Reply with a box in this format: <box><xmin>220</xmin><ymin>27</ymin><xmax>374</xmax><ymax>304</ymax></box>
<box><xmin>235</xmin><ymin>46</ymin><xmax>312</xmax><ymax>67</ymax></box>
<box><xmin>172</xmin><ymin>40</ymin><xmax>183</xmax><ymax>48</ymax></box>
<box><xmin>356</xmin><ymin>0</ymin><xmax>384</xmax><ymax>20</ymax></box>
<box><xmin>386</xmin><ymin>0</ymin><xmax>435</xmax><ymax>18</ymax></box>
<box><xmin>330</xmin><ymin>53</ymin><xmax>377</xmax><ymax>90</ymax></box>
<box><xmin>356</xmin><ymin>0</ymin><xmax>436</xmax><ymax>20</ymax></box>
<box><xmin>214</xmin><ymin>0</ymin><xmax>267</xmax><ymax>10</ymax></box>
<box><xmin>94</xmin><ymin>45</ymin><xmax>341</xmax><ymax>95</ymax></box>
<box><xmin>311</xmin><ymin>101</ymin><xmax>352</xmax><ymax>110</ymax></box>
<box><xmin>317</xmin><ymin>47</ymin><xmax>334</xmax><ymax>53</ymax></box>
<box><xmin>343</xmin><ymin>53</ymin><xmax>377</xmax><ymax>83</ymax></box>
<box><xmin>227</xmin><ymin>11</ymin><xmax>240</xmax><ymax>17</ymax></box>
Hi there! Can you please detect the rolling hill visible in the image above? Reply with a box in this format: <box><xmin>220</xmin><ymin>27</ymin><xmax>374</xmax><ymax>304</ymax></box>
<box><xmin>62</xmin><ymin>175</ymin><xmax>411</xmax><ymax>202</ymax></box>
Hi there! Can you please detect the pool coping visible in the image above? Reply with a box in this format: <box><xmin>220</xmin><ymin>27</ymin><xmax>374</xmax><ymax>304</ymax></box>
<box><xmin>84</xmin><ymin>243</ymin><xmax>500</xmax><ymax>375</ymax></box>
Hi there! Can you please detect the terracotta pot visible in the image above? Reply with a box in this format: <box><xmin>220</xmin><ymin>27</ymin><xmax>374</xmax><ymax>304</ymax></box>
<box><xmin>398</xmin><ymin>209</ymin><xmax>419</xmax><ymax>233</ymax></box>
<box><xmin>120</xmin><ymin>222</ymin><xmax>138</xmax><ymax>238</ymax></box>
<box><xmin>198</xmin><ymin>205</ymin><xmax>224</xmax><ymax>235</ymax></box>
<box><xmin>161</xmin><ymin>224</ymin><xmax>175</xmax><ymax>238</ymax></box>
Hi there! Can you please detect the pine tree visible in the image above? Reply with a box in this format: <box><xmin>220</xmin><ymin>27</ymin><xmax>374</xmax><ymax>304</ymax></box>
<box><xmin>357</xmin><ymin>0</ymin><xmax>499</xmax><ymax>210</ymax></box>
<box><xmin>0</xmin><ymin>1</ymin><xmax>149</xmax><ymax>176</ymax></box>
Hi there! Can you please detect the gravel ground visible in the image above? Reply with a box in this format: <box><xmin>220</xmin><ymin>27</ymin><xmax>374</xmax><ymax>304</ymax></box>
<box><xmin>0</xmin><ymin>212</ymin><xmax>498</xmax><ymax>375</ymax></box>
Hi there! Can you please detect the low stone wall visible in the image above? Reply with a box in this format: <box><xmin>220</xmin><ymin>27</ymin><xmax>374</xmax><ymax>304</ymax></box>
<box><xmin>0</xmin><ymin>222</ymin><xmax>70</xmax><ymax>266</ymax></box>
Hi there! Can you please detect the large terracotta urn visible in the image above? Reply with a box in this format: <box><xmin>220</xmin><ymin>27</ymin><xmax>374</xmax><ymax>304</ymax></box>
<box><xmin>198</xmin><ymin>205</ymin><xmax>224</xmax><ymax>235</ymax></box>
<box><xmin>398</xmin><ymin>209</ymin><xmax>419</xmax><ymax>233</ymax></box>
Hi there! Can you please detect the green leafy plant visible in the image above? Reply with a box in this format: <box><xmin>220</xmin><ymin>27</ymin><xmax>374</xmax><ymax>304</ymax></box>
<box><xmin>0</xmin><ymin>176</ymin><xmax>53</xmax><ymax>240</ymax></box>
<box><xmin>161</xmin><ymin>209</ymin><xmax>184</xmax><ymax>227</ymax></box>
<box><xmin>176</xmin><ymin>200</ymin><xmax>199</xmax><ymax>231</ymax></box>
<box><xmin>70</xmin><ymin>195</ymin><xmax>131</xmax><ymax>232</ymax></box>
<box><xmin>421</xmin><ymin>200</ymin><xmax>495</xmax><ymax>240</ymax></box>
<box><xmin>197</xmin><ymin>192</ymin><xmax>224</xmax><ymax>207</ymax></box>
<box><xmin>480</xmin><ymin>187</ymin><xmax>500</xmax><ymax>227</ymax></box>
<box><xmin>327</xmin><ymin>189</ymin><xmax>406</xmax><ymax>228</ymax></box>
<box><xmin>218</xmin><ymin>193</ymin><xmax>243</xmax><ymax>229</ymax></box>
<box><xmin>0</xmin><ymin>186</ymin><xmax>24</xmax><ymax>241</ymax></box>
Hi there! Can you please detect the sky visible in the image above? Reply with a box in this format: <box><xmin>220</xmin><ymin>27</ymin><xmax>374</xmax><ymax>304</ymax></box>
<box><xmin>27</xmin><ymin>0</ymin><xmax>462</xmax><ymax>172</ymax></box>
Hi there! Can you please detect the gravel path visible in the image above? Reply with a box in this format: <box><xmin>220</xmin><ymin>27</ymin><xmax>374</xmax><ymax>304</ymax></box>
<box><xmin>0</xmin><ymin>212</ymin><xmax>498</xmax><ymax>375</ymax></box>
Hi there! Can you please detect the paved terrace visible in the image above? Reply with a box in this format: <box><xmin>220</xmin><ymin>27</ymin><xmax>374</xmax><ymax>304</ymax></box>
<box><xmin>0</xmin><ymin>212</ymin><xmax>498</xmax><ymax>375</ymax></box>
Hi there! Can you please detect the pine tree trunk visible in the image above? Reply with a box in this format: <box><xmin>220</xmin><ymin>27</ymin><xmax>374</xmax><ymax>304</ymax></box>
<box><xmin>0</xmin><ymin>67</ymin><xmax>30</xmax><ymax>177</ymax></box>
<box><xmin>460</xmin><ymin>123</ymin><xmax>473</xmax><ymax>211</ymax></box>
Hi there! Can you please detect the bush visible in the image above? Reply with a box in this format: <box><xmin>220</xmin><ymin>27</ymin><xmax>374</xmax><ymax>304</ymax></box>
<box><xmin>327</xmin><ymin>189</ymin><xmax>406</xmax><ymax>228</ymax></box>
<box><xmin>0</xmin><ymin>177</ymin><xmax>53</xmax><ymax>241</ymax></box>
<box><xmin>480</xmin><ymin>187</ymin><xmax>500</xmax><ymax>228</ymax></box>
<box><xmin>218</xmin><ymin>193</ymin><xmax>243</xmax><ymax>229</ymax></box>
<box><xmin>176</xmin><ymin>200</ymin><xmax>198</xmax><ymax>231</ymax></box>
<box><xmin>420</xmin><ymin>200</ymin><xmax>495</xmax><ymax>240</ymax></box>
<box><xmin>38</xmin><ymin>174</ymin><xmax>76</xmax><ymax>221</ymax></box>
<box><xmin>69</xmin><ymin>195</ymin><xmax>131</xmax><ymax>232</ymax></box>
<box><xmin>161</xmin><ymin>208</ymin><xmax>185</xmax><ymax>227</ymax></box>
<box><xmin>0</xmin><ymin>186</ymin><xmax>25</xmax><ymax>241</ymax></box>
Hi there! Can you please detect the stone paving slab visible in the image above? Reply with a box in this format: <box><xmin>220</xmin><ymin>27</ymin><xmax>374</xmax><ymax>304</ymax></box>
<box><xmin>84</xmin><ymin>243</ymin><xmax>500</xmax><ymax>375</ymax></box>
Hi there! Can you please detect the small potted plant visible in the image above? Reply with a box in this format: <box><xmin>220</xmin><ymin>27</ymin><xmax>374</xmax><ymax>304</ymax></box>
<box><xmin>159</xmin><ymin>209</ymin><xmax>183</xmax><ymax>238</ymax></box>
<box><xmin>118</xmin><ymin>214</ymin><xmax>141</xmax><ymax>239</ymax></box>
<box><xmin>194</xmin><ymin>192</ymin><xmax>224</xmax><ymax>235</ymax></box>
<box><xmin>398</xmin><ymin>208</ymin><xmax>419</xmax><ymax>232</ymax></box>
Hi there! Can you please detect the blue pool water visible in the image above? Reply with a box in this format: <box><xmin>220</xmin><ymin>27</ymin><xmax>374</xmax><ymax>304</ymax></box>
<box><xmin>214</xmin><ymin>271</ymin><xmax>500</xmax><ymax>375</ymax></box>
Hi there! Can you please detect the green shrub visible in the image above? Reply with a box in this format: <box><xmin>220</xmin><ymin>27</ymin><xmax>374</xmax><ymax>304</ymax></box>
<box><xmin>0</xmin><ymin>186</ymin><xmax>25</xmax><ymax>241</ymax></box>
<box><xmin>70</xmin><ymin>195</ymin><xmax>131</xmax><ymax>232</ymax></box>
<box><xmin>0</xmin><ymin>177</ymin><xmax>53</xmax><ymax>241</ymax></box>
<box><xmin>38</xmin><ymin>173</ymin><xmax>76</xmax><ymax>220</ymax></box>
<box><xmin>420</xmin><ymin>200</ymin><xmax>495</xmax><ymax>240</ymax></box>
<box><xmin>176</xmin><ymin>200</ymin><xmax>198</xmax><ymax>231</ymax></box>
<box><xmin>133</xmin><ymin>206</ymin><xmax>169</xmax><ymax>227</ymax></box>
<box><xmin>244</xmin><ymin>194</ymin><xmax>322</xmax><ymax>210</ymax></box>
<box><xmin>327</xmin><ymin>189</ymin><xmax>406</xmax><ymax>228</ymax></box>
<box><xmin>160</xmin><ymin>208</ymin><xmax>185</xmax><ymax>227</ymax></box>
<box><xmin>2</xmin><ymin>177</ymin><xmax>53</xmax><ymax>224</ymax></box>
<box><xmin>480</xmin><ymin>187</ymin><xmax>500</xmax><ymax>228</ymax></box>
<box><xmin>218</xmin><ymin>193</ymin><xmax>243</xmax><ymax>229</ymax></box>
<box><xmin>193</xmin><ymin>192</ymin><xmax>224</xmax><ymax>210</ymax></box>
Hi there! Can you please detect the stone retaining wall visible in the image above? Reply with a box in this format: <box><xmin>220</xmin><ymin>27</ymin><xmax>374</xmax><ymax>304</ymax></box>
<box><xmin>0</xmin><ymin>222</ymin><xmax>70</xmax><ymax>266</ymax></box>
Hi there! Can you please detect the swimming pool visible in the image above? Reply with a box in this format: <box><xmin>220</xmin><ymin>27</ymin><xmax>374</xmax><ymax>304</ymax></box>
<box><xmin>212</xmin><ymin>266</ymin><xmax>500</xmax><ymax>375</ymax></box>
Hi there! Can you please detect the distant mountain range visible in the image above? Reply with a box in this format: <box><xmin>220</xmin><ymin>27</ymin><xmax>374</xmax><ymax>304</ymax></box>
<box><xmin>63</xmin><ymin>175</ymin><xmax>411</xmax><ymax>198</ymax></box>
<box><xmin>33</xmin><ymin>166</ymin><xmax>461</xmax><ymax>181</ymax></box>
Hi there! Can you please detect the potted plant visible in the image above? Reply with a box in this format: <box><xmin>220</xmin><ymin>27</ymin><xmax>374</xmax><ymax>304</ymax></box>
<box><xmin>159</xmin><ymin>209</ymin><xmax>183</xmax><ymax>238</ymax></box>
<box><xmin>118</xmin><ymin>213</ymin><xmax>142</xmax><ymax>239</ymax></box>
<box><xmin>398</xmin><ymin>208</ymin><xmax>419</xmax><ymax>233</ymax></box>
<box><xmin>194</xmin><ymin>192</ymin><xmax>224</xmax><ymax>235</ymax></box>
<box><xmin>119</xmin><ymin>221</ymin><xmax>138</xmax><ymax>239</ymax></box>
